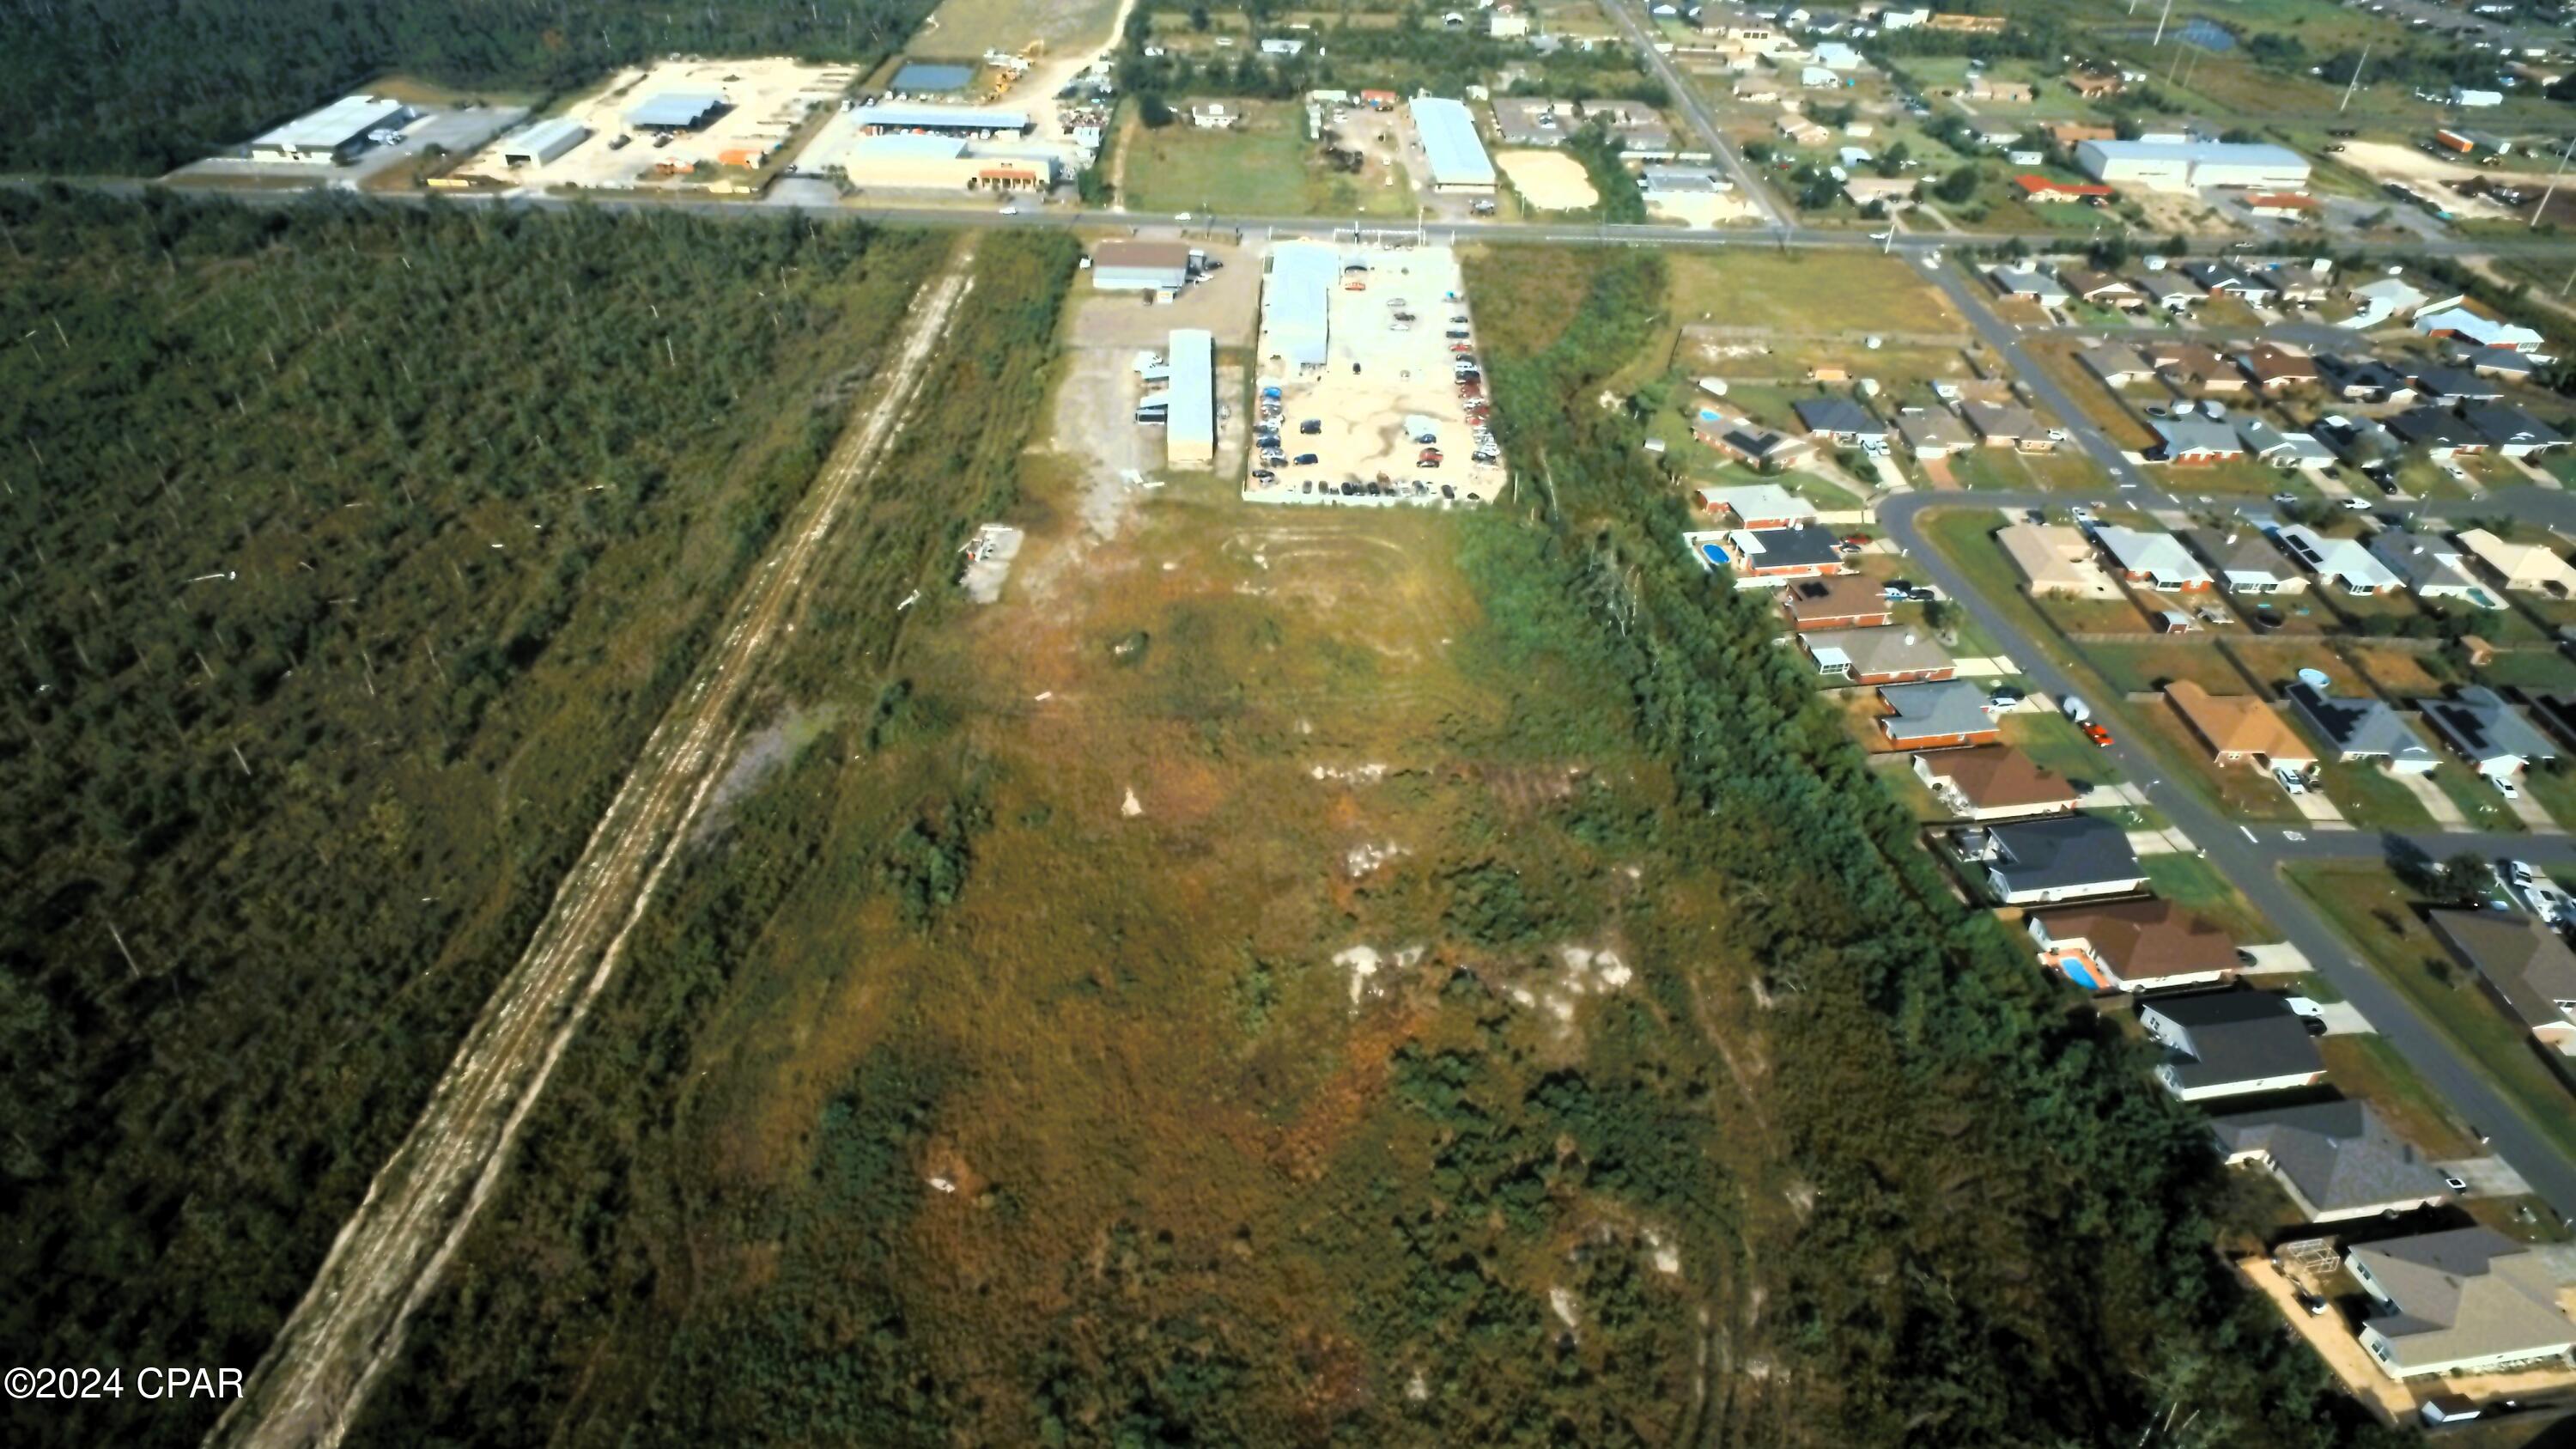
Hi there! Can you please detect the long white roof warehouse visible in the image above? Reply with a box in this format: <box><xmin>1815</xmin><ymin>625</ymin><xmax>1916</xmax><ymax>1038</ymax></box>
<box><xmin>1409</xmin><ymin>97</ymin><xmax>1498</xmax><ymax>192</ymax></box>
<box><xmin>1262</xmin><ymin>241</ymin><xmax>1337</xmax><ymax>373</ymax></box>
<box><xmin>2075</xmin><ymin>139</ymin><xmax>2310</xmax><ymax>191</ymax></box>
<box><xmin>1167</xmin><ymin>329</ymin><xmax>1215</xmax><ymax>467</ymax></box>
<box><xmin>249</xmin><ymin>94</ymin><xmax>412</xmax><ymax>161</ymax></box>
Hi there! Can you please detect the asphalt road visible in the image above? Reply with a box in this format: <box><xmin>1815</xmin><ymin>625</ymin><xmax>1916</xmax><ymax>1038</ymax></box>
<box><xmin>1596</xmin><ymin>0</ymin><xmax>1788</xmax><ymax>229</ymax></box>
<box><xmin>1877</xmin><ymin>485</ymin><xmax>2576</xmax><ymax>1218</ymax></box>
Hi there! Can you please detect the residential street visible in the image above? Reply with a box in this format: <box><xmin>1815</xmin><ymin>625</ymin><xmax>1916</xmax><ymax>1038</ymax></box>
<box><xmin>1876</xmin><ymin>483</ymin><xmax>2576</xmax><ymax>1219</ymax></box>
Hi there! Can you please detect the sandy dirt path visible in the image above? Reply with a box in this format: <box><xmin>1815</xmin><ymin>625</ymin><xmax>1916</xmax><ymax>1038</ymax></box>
<box><xmin>207</xmin><ymin>242</ymin><xmax>981</xmax><ymax>1449</ymax></box>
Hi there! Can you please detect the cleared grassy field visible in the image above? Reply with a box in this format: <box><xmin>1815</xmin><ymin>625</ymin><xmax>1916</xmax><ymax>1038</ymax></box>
<box><xmin>1663</xmin><ymin>250</ymin><xmax>1965</xmax><ymax>336</ymax></box>
<box><xmin>1121</xmin><ymin>102</ymin><xmax>1419</xmax><ymax>218</ymax></box>
<box><xmin>920</xmin><ymin>0</ymin><xmax>1126</xmax><ymax>52</ymax></box>
<box><xmin>2143</xmin><ymin>853</ymin><xmax>2276</xmax><ymax>942</ymax></box>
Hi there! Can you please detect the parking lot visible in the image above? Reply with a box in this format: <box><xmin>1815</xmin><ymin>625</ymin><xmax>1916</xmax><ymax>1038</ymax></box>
<box><xmin>1244</xmin><ymin>244</ymin><xmax>1505</xmax><ymax>508</ymax></box>
<box><xmin>449</xmin><ymin>58</ymin><xmax>856</xmax><ymax>191</ymax></box>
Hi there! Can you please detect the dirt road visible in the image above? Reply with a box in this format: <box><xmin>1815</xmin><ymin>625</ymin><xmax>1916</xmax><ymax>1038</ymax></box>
<box><xmin>208</xmin><ymin>243</ymin><xmax>981</xmax><ymax>1449</ymax></box>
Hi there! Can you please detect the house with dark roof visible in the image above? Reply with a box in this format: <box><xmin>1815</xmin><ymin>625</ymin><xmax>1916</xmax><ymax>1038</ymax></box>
<box><xmin>1791</xmin><ymin>395</ymin><xmax>1887</xmax><ymax>445</ymax></box>
<box><xmin>1879</xmin><ymin>679</ymin><xmax>1999</xmax><ymax>748</ymax></box>
<box><xmin>2386</xmin><ymin>405</ymin><xmax>2488</xmax><ymax>457</ymax></box>
<box><xmin>2286</xmin><ymin>683</ymin><xmax>2440</xmax><ymax>772</ymax></box>
<box><xmin>2464</xmin><ymin>344</ymin><xmax>2542</xmax><ymax>381</ymax></box>
<box><xmin>1693</xmin><ymin>413</ymin><xmax>1815</xmax><ymax>469</ymax></box>
<box><xmin>1912</xmin><ymin>745</ymin><xmax>2079</xmax><ymax>822</ymax></box>
<box><xmin>2463</xmin><ymin>404</ymin><xmax>2570</xmax><ymax>458</ymax></box>
<box><xmin>2138</xmin><ymin>991</ymin><xmax>2327</xmax><ymax>1100</ymax></box>
<box><xmin>2427</xmin><ymin>910</ymin><xmax>2576</xmax><ymax>1049</ymax></box>
<box><xmin>2348</xmin><ymin>1228</ymin><xmax>2576</xmax><ymax>1379</ymax></box>
<box><xmin>2317</xmin><ymin>355</ymin><xmax>2417</xmax><ymax>405</ymax></box>
<box><xmin>1778</xmin><ymin>574</ymin><xmax>1892</xmax><ymax>630</ymax></box>
<box><xmin>2027</xmin><ymin>899</ymin><xmax>2234</xmax><ymax>992</ymax></box>
<box><xmin>2312</xmin><ymin>413</ymin><xmax>2403</xmax><ymax>473</ymax></box>
<box><xmin>2415</xmin><ymin>685</ymin><xmax>2557</xmax><ymax>778</ymax></box>
<box><xmin>2185</xmin><ymin>529</ymin><xmax>2305</xmax><ymax>595</ymax></box>
<box><xmin>1974</xmin><ymin>813</ymin><xmax>2145</xmax><ymax>905</ymax></box>
<box><xmin>2183</xmin><ymin>259</ymin><xmax>2264</xmax><ymax>297</ymax></box>
<box><xmin>2409</xmin><ymin>365</ymin><xmax>2505</xmax><ymax>404</ymax></box>
<box><xmin>2208</xmin><ymin>1100</ymin><xmax>2451</xmax><ymax>1221</ymax></box>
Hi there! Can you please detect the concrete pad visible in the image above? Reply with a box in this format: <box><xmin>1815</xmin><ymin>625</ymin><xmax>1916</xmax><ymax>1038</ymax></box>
<box><xmin>2127</xmin><ymin>828</ymin><xmax>2192</xmax><ymax>855</ymax></box>
<box><xmin>2506</xmin><ymin>785</ymin><xmax>2561</xmax><ymax>833</ymax></box>
<box><xmin>2313</xmin><ymin>1002</ymin><xmax>2375</xmax><ymax>1035</ymax></box>
<box><xmin>2291</xmin><ymin>791</ymin><xmax>2347</xmax><ymax>825</ymax></box>
<box><xmin>1949</xmin><ymin>655</ymin><xmax>2017</xmax><ymax>675</ymax></box>
<box><xmin>2237</xmin><ymin>941</ymin><xmax>2310</xmax><ymax>970</ymax></box>
<box><xmin>2439</xmin><ymin>1155</ymin><xmax>2532</xmax><ymax>1197</ymax></box>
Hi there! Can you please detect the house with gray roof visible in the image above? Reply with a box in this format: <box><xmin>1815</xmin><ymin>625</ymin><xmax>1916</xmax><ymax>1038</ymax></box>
<box><xmin>1895</xmin><ymin>406</ymin><xmax>1971</xmax><ymax>457</ymax></box>
<box><xmin>2148</xmin><ymin>417</ymin><xmax>2246</xmax><ymax>466</ymax></box>
<box><xmin>2349</xmin><ymin>1227</ymin><xmax>2576</xmax><ymax>1379</ymax></box>
<box><xmin>2081</xmin><ymin>342</ymin><xmax>2159</xmax><ymax>387</ymax></box>
<box><xmin>2285</xmin><ymin>684</ymin><xmax>2439</xmax><ymax>772</ymax></box>
<box><xmin>2371</xmin><ymin>531</ymin><xmax>2501</xmax><ymax>610</ymax></box>
<box><xmin>2138</xmin><ymin>990</ymin><xmax>2327</xmax><ymax>1100</ymax></box>
<box><xmin>1974</xmin><ymin>813</ymin><xmax>2145</xmax><ymax>905</ymax></box>
<box><xmin>1878</xmin><ymin>679</ymin><xmax>1998</xmax><ymax>748</ymax></box>
<box><xmin>1804</xmin><ymin>628</ymin><xmax>1953</xmax><ymax>685</ymax></box>
<box><xmin>2415</xmin><ymin>685</ymin><xmax>2557</xmax><ymax>777</ymax></box>
<box><xmin>1791</xmin><ymin>395</ymin><xmax>1886</xmax><ymax>445</ymax></box>
<box><xmin>2136</xmin><ymin>272</ymin><xmax>2204</xmax><ymax>312</ymax></box>
<box><xmin>1988</xmin><ymin>266</ymin><xmax>2069</xmax><ymax>306</ymax></box>
<box><xmin>2185</xmin><ymin>529</ymin><xmax>2306</xmax><ymax>595</ymax></box>
<box><xmin>2427</xmin><ymin>910</ymin><xmax>2576</xmax><ymax>1049</ymax></box>
<box><xmin>2464</xmin><ymin>403</ymin><xmax>2570</xmax><ymax>458</ymax></box>
<box><xmin>2209</xmin><ymin>1099</ymin><xmax>2451</xmax><ymax>1221</ymax></box>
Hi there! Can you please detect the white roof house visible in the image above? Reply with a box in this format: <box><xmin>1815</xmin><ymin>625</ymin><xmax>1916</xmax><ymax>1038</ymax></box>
<box><xmin>2095</xmin><ymin>526</ymin><xmax>2213</xmax><ymax>591</ymax></box>
<box><xmin>2415</xmin><ymin>305</ymin><xmax>2546</xmax><ymax>352</ymax></box>
<box><xmin>2346</xmin><ymin>276</ymin><xmax>2432</xmax><ymax>328</ymax></box>
<box><xmin>2458</xmin><ymin>529</ymin><xmax>2576</xmax><ymax>595</ymax></box>
<box><xmin>1692</xmin><ymin>483</ymin><xmax>1818</xmax><ymax>527</ymax></box>
<box><xmin>2278</xmin><ymin>525</ymin><xmax>2403</xmax><ymax>594</ymax></box>
<box><xmin>1410</xmin><ymin>97</ymin><xmax>1498</xmax><ymax>191</ymax></box>
<box><xmin>1261</xmin><ymin>241</ymin><xmax>1338</xmax><ymax>371</ymax></box>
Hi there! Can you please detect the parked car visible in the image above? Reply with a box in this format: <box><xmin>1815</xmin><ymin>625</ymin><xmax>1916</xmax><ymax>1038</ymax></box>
<box><xmin>1292</xmin><ymin>453</ymin><xmax>1320</xmax><ymax>466</ymax></box>
<box><xmin>2496</xmin><ymin>775</ymin><xmax>2523</xmax><ymax>800</ymax></box>
<box><xmin>2293</xmin><ymin>1288</ymin><xmax>2329</xmax><ymax>1318</ymax></box>
<box><xmin>2445</xmin><ymin>1173</ymin><xmax>2472</xmax><ymax>1194</ymax></box>
<box><xmin>2275</xmin><ymin>766</ymin><xmax>2309</xmax><ymax>796</ymax></box>
<box><xmin>2082</xmin><ymin>722</ymin><xmax>2113</xmax><ymax>746</ymax></box>
<box><xmin>1300</xmin><ymin>418</ymin><xmax>1321</xmax><ymax>435</ymax></box>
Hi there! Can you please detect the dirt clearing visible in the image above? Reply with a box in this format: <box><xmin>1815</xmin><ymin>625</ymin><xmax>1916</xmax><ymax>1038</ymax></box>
<box><xmin>1498</xmin><ymin>148</ymin><xmax>1601</xmax><ymax>210</ymax></box>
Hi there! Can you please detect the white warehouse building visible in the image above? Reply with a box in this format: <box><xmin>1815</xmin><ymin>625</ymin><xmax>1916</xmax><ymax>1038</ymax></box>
<box><xmin>501</xmin><ymin>117</ymin><xmax>592</xmax><ymax>167</ymax></box>
<box><xmin>1167</xmin><ymin>329</ymin><xmax>1215</xmax><ymax>468</ymax></box>
<box><xmin>1408</xmin><ymin>96</ymin><xmax>1498</xmax><ymax>192</ymax></box>
<box><xmin>1261</xmin><ymin>241</ymin><xmax>1338</xmax><ymax>373</ymax></box>
<box><xmin>2075</xmin><ymin>139</ymin><xmax>2311</xmax><ymax>192</ymax></box>
<box><xmin>248</xmin><ymin>94</ymin><xmax>414</xmax><ymax>162</ymax></box>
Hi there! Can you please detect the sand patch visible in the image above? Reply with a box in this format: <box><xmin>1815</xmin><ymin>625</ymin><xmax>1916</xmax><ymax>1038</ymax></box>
<box><xmin>1498</xmin><ymin>148</ymin><xmax>1599</xmax><ymax>210</ymax></box>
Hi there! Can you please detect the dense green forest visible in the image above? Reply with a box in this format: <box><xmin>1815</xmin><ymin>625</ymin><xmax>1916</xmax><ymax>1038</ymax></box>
<box><xmin>0</xmin><ymin>189</ymin><xmax>951</xmax><ymax>1447</ymax></box>
<box><xmin>1456</xmin><ymin>246</ymin><xmax>2396</xmax><ymax>1446</ymax></box>
<box><xmin>0</xmin><ymin>0</ymin><xmax>933</xmax><ymax>174</ymax></box>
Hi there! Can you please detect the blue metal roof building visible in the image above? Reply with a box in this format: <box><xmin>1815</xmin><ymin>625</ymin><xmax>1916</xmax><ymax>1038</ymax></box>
<box><xmin>1407</xmin><ymin>97</ymin><xmax>1497</xmax><ymax>192</ymax></box>
<box><xmin>1261</xmin><ymin>242</ymin><xmax>1337</xmax><ymax>373</ymax></box>
<box><xmin>857</xmin><ymin>101</ymin><xmax>1031</xmax><ymax>135</ymax></box>
<box><xmin>627</xmin><ymin>93</ymin><xmax>726</xmax><ymax>131</ymax></box>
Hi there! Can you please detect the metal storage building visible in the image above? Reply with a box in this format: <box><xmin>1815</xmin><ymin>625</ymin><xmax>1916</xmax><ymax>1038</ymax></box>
<box><xmin>890</xmin><ymin>62</ymin><xmax>977</xmax><ymax>94</ymax></box>
<box><xmin>1261</xmin><ymin>242</ymin><xmax>1337</xmax><ymax>372</ymax></box>
<box><xmin>249</xmin><ymin>94</ymin><xmax>413</xmax><ymax>161</ymax></box>
<box><xmin>1408</xmin><ymin>97</ymin><xmax>1498</xmax><ymax>192</ymax></box>
<box><xmin>833</xmin><ymin>134</ymin><xmax>1052</xmax><ymax>192</ymax></box>
<box><xmin>1091</xmin><ymin>240</ymin><xmax>1194</xmax><ymax>292</ymax></box>
<box><xmin>856</xmin><ymin>101</ymin><xmax>1032</xmax><ymax>137</ymax></box>
<box><xmin>1167</xmin><ymin>329</ymin><xmax>1215</xmax><ymax>467</ymax></box>
<box><xmin>627</xmin><ymin>93</ymin><xmax>728</xmax><ymax>131</ymax></box>
<box><xmin>501</xmin><ymin>117</ymin><xmax>592</xmax><ymax>167</ymax></box>
<box><xmin>2075</xmin><ymin>139</ymin><xmax>2310</xmax><ymax>191</ymax></box>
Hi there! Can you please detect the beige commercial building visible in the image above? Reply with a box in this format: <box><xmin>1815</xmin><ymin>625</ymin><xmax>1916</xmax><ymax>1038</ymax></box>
<box><xmin>831</xmin><ymin>134</ymin><xmax>1052</xmax><ymax>192</ymax></box>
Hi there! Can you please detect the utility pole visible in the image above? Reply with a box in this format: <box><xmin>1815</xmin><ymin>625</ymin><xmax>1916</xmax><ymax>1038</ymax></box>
<box><xmin>2152</xmin><ymin>0</ymin><xmax>2175</xmax><ymax>47</ymax></box>
<box><xmin>2532</xmin><ymin>133</ymin><xmax>2576</xmax><ymax>229</ymax></box>
<box><xmin>2339</xmin><ymin>44</ymin><xmax>2371</xmax><ymax>113</ymax></box>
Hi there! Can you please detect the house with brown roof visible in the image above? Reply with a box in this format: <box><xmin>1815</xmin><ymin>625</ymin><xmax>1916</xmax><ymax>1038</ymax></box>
<box><xmin>1911</xmin><ymin>745</ymin><xmax>2079</xmax><ymax>822</ymax></box>
<box><xmin>1968</xmin><ymin>76</ymin><xmax>2034</xmax><ymax>103</ymax></box>
<box><xmin>1998</xmin><ymin>522</ymin><xmax>2119</xmax><ymax>599</ymax></box>
<box><xmin>2066</xmin><ymin>70</ymin><xmax>2123</xmax><ymax>99</ymax></box>
<box><xmin>2147</xmin><ymin>341</ymin><xmax>2249</xmax><ymax>394</ymax></box>
<box><xmin>1961</xmin><ymin>400</ymin><xmax>2052</xmax><ymax>449</ymax></box>
<box><xmin>1779</xmin><ymin>574</ymin><xmax>1893</xmax><ymax>631</ymax></box>
<box><xmin>2026</xmin><ymin>899</ymin><xmax>2237</xmax><ymax>992</ymax></box>
<box><xmin>2046</xmin><ymin>121</ymin><xmax>2118</xmax><ymax>147</ymax></box>
<box><xmin>1804</xmin><ymin>628</ymin><xmax>1954</xmax><ymax>685</ymax></box>
<box><xmin>2165</xmin><ymin>681</ymin><xmax>2317</xmax><ymax>770</ymax></box>
<box><xmin>2237</xmin><ymin>342</ymin><xmax>2318</xmax><ymax>393</ymax></box>
<box><xmin>2062</xmin><ymin>268</ymin><xmax>2142</xmax><ymax>311</ymax></box>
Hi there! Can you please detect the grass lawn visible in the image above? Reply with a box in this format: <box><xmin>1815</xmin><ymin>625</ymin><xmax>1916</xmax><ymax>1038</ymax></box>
<box><xmin>2002</xmin><ymin>711</ymin><xmax>2123</xmax><ymax>791</ymax></box>
<box><xmin>2518</xmin><ymin>764</ymin><xmax>2576</xmax><ymax>836</ymax></box>
<box><xmin>2311</xmin><ymin>758</ymin><xmax>2436</xmax><ymax>831</ymax></box>
<box><xmin>2437</xmin><ymin>767</ymin><xmax>2526</xmax><ymax>834</ymax></box>
<box><xmin>1783</xmin><ymin>470</ymin><xmax>1868</xmax><ymax>511</ymax></box>
<box><xmin>2342</xmin><ymin>644</ymin><xmax>2450</xmax><ymax>697</ymax></box>
<box><xmin>2289</xmin><ymin>863</ymin><xmax>2576</xmax><ymax>1165</ymax></box>
<box><xmin>2224</xmin><ymin>639</ymin><xmax>2362</xmax><ymax>694</ymax></box>
<box><xmin>2081</xmin><ymin>642</ymin><xmax>2253</xmax><ymax>696</ymax></box>
<box><xmin>2161</xmin><ymin>458</ymin><xmax>2306</xmax><ymax>496</ymax></box>
<box><xmin>2477</xmin><ymin>648</ymin><xmax>2576</xmax><ymax>695</ymax></box>
<box><xmin>2144</xmin><ymin>852</ymin><xmax>2277</xmax><ymax>943</ymax></box>
<box><xmin>1662</xmin><ymin>251</ymin><xmax>1965</xmax><ymax>337</ymax></box>
<box><xmin>2024</xmin><ymin>343</ymin><xmax>2157</xmax><ymax>450</ymax></box>
<box><xmin>1122</xmin><ymin>103</ymin><xmax>1416</xmax><ymax>218</ymax></box>
<box><xmin>2318</xmin><ymin>1035</ymin><xmax>2482</xmax><ymax>1161</ymax></box>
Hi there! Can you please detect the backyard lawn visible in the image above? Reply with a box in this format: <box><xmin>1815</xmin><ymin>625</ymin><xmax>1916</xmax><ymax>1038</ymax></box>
<box><xmin>2081</xmin><ymin>642</ymin><xmax>2256</xmax><ymax>697</ymax></box>
<box><xmin>2144</xmin><ymin>852</ymin><xmax>2277</xmax><ymax>943</ymax></box>
<box><xmin>2288</xmin><ymin>863</ymin><xmax>2576</xmax><ymax>1165</ymax></box>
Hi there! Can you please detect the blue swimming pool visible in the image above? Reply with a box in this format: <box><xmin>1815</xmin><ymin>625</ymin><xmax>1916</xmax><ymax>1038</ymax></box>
<box><xmin>2060</xmin><ymin>959</ymin><xmax>2100</xmax><ymax>990</ymax></box>
<box><xmin>1700</xmin><ymin>543</ymin><xmax>1729</xmax><ymax>567</ymax></box>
